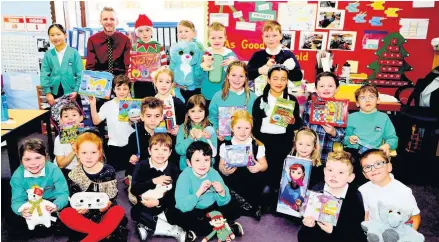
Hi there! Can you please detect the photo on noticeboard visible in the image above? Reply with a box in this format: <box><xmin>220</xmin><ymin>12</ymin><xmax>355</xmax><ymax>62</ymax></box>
<box><xmin>299</xmin><ymin>31</ymin><xmax>328</xmax><ymax>51</ymax></box>
<box><xmin>319</xmin><ymin>1</ymin><xmax>338</xmax><ymax>9</ymax></box>
<box><xmin>316</xmin><ymin>9</ymin><xmax>345</xmax><ymax>30</ymax></box>
<box><xmin>282</xmin><ymin>30</ymin><xmax>295</xmax><ymax>50</ymax></box>
<box><xmin>328</xmin><ymin>31</ymin><xmax>357</xmax><ymax>51</ymax></box>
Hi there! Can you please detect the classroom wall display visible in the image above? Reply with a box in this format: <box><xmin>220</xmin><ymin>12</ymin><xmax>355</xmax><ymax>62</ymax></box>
<box><xmin>206</xmin><ymin>1</ymin><xmax>439</xmax><ymax>90</ymax></box>
<box><xmin>1</xmin><ymin>35</ymin><xmax>39</xmax><ymax>73</ymax></box>
<box><xmin>299</xmin><ymin>31</ymin><xmax>328</xmax><ymax>51</ymax></box>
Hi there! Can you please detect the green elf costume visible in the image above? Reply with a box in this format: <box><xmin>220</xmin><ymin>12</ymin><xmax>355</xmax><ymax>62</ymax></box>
<box><xmin>129</xmin><ymin>14</ymin><xmax>167</xmax><ymax>99</ymax></box>
<box><xmin>202</xmin><ymin>211</ymin><xmax>235</xmax><ymax>242</ymax></box>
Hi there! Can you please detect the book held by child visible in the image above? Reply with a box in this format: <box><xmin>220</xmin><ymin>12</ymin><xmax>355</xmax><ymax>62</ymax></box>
<box><xmin>78</xmin><ymin>70</ymin><xmax>113</xmax><ymax>99</ymax></box>
<box><xmin>270</xmin><ymin>98</ymin><xmax>296</xmax><ymax>128</ymax></box>
<box><xmin>118</xmin><ymin>98</ymin><xmax>143</xmax><ymax>122</ymax></box>
<box><xmin>128</xmin><ymin>52</ymin><xmax>161</xmax><ymax>82</ymax></box>
<box><xmin>218</xmin><ymin>106</ymin><xmax>247</xmax><ymax>136</ymax></box>
<box><xmin>301</xmin><ymin>190</ymin><xmax>343</xmax><ymax>226</ymax></box>
<box><xmin>60</xmin><ymin>123</ymin><xmax>86</xmax><ymax>144</ymax></box>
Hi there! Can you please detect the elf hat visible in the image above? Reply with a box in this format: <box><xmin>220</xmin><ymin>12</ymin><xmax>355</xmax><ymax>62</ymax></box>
<box><xmin>206</xmin><ymin>210</ymin><xmax>224</xmax><ymax>220</ymax></box>
<box><xmin>135</xmin><ymin>14</ymin><xmax>153</xmax><ymax>31</ymax></box>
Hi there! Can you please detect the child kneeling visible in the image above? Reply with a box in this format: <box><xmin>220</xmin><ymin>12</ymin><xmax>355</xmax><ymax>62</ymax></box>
<box><xmin>130</xmin><ymin>133</ymin><xmax>195</xmax><ymax>241</ymax></box>
<box><xmin>298</xmin><ymin>151</ymin><xmax>366</xmax><ymax>242</ymax></box>
<box><xmin>167</xmin><ymin>141</ymin><xmax>244</xmax><ymax>240</ymax></box>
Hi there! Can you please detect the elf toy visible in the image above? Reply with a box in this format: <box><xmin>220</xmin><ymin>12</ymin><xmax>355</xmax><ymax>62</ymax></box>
<box><xmin>129</xmin><ymin>14</ymin><xmax>168</xmax><ymax>99</ymax></box>
<box><xmin>202</xmin><ymin>211</ymin><xmax>235</xmax><ymax>242</ymax></box>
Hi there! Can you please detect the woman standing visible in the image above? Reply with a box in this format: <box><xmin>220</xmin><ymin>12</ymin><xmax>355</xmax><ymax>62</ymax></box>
<box><xmin>41</xmin><ymin>24</ymin><xmax>83</xmax><ymax>105</ymax></box>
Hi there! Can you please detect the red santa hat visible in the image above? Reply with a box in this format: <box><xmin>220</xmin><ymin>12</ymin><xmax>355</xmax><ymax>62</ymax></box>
<box><xmin>135</xmin><ymin>14</ymin><xmax>153</xmax><ymax>31</ymax></box>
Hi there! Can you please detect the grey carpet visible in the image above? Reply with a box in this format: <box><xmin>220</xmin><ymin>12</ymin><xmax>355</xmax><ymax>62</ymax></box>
<box><xmin>1</xmin><ymin>133</ymin><xmax>438</xmax><ymax>242</ymax></box>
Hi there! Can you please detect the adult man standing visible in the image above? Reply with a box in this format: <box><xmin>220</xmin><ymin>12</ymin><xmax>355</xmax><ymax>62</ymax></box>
<box><xmin>86</xmin><ymin>7</ymin><xmax>131</xmax><ymax>76</ymax></box>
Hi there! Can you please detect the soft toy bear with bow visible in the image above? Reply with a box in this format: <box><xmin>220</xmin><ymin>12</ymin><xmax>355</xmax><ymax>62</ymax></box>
<box><xmin>361</xmin><ymin>202</ymin><xmax>424</xmax><ymax>242</ymax></box>
<box><xmin>17</xmin><ymin>186</ymin><xmax>57</xmax><ymax>230</ymax></box>
<box><xmin>170</xmin><ymin>41</ymin><xmax>203</xmax><ymax>92</ymax></box>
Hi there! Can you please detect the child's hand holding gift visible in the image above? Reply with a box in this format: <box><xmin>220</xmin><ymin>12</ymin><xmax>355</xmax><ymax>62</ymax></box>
<box><xmin>220</xmin><ymin>162</ymin><xmax>237</xmax><ymax>176</ymax></box>
<box><xmin>168</xmin><ymin>125</ymin><xmax>179</xmax><ymax>136</ymax></box>
<box><xmin>317</xmin><ymin>221</ymin><xmax>333</xmax><ymax>234</ymax></box>
<box><xmin>20</xmin><ymin>207</ymin><xmax>32</xmax><ymax>219</ymax></box>
<box><xmin>212</xmin><ymin>181</ymin><xmax>226</xmax><ymax>197</ymax></box>
<box><xmin>201</xmin><ymin>54</ymin><xmax>214</xmax><ymax>71</ymax></box>
<box><xmin>248</xmin><ymin>158</ymin><xmax>263</xmax><ymax>174</ymax></box>
<box><xmin>321</xmin><ymin>124</ymin><xmax>336</xmax><ymax>137</ymax></box>
<box><xmin>153</xmin><ymin>175</ymin><xmax>172</xmax><ymax>186</ymax></box>
<box><xmin>190</xmin><ymin>128</ymin><xmax>203</xmax><ymax>140</ymax></box>
<box><xmin>45</xmin><ymin>204</ymin><xmax>57</xmax><ymax>213</ymax></box>
<box><xmin>196</xmin><ymin>180</ymin><xmax>212</xmax><ymax>197</ymax></box>
<box><xmin>221</xmin><ymin>56</ymin><xmax>237</xmax><ymax>67</ymax></box>
<box><xmin>349</xmin><ymin>135</ymin><xmax>359</xmax><ymax>145</ymax></box>
<box><xmin>379</xmin><ymin>143</ymin><xmax>391</xmax><ymax>156</ymax></box>
<box><xmin>129</xmin><ymin>154</ymin><xmax>140</xmax><ymax>165</ymax></box>
<box><xmin>302</xmin><ymin>216</ymin><xmax>316</xmax><ymax>228</ymax></box>
<box><xmin>99</xmin><ymin>201</ymin><xmax>112</xmax><ymax>213</ymax></box>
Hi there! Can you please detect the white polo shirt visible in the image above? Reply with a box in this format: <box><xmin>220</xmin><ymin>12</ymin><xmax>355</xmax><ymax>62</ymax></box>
<box><xmin>98</xmin><ymin>99</ymin><xmax>134</xmax><ymax>147</ymax></box>
<box><xmin>54</xmin><ymin>135</ymin><xmax>78</xmax><ymax>170</ymax></box>
<box><xmin>359</xmin><ymin>174</ymin><xmax>420</xmax><ymax>221</ymax></box>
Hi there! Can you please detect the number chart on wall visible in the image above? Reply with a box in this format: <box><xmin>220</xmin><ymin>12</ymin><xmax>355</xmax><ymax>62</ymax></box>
<box><xmin>207</xmin><ymin>1</ymin><xmax>439</xmax><ymax>86</ymax></box>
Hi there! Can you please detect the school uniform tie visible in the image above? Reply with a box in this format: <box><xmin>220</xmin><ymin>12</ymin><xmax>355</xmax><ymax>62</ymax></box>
<box><xmin>106</xmin><ymin>36</ymin><xmax>113</xmax><ymax>73</ymax></box>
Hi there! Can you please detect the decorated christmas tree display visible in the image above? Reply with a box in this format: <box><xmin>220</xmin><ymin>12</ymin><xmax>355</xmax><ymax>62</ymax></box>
<box><xmin>367</xmin><ymin>32</ymin><xmax>413</xmax><ymax>87</ymax></box>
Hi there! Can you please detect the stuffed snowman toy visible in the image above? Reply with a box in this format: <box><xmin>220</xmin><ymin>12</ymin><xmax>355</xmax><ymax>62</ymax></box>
<box><xmin>17</xmin><ymin>186</ymin><xmax>57</xmax><ymax>230</ymax></box>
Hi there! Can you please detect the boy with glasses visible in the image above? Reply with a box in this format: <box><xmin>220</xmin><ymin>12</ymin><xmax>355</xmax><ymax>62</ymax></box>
<box><xmin>344</xmin><ymin>84</ymin><xmax>398</xmax><ymax>156</ymax></box>
<box><xmin>359</xmin><ymin>149</ymin><xmax>421</xmax><ymax>230</ymax></box>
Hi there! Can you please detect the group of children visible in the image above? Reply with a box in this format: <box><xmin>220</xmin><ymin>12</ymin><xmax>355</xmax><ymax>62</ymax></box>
<box><xmin>7</xmin><ymin>17</ymin><xmax>422</xmax><ymax>242</ymax></box>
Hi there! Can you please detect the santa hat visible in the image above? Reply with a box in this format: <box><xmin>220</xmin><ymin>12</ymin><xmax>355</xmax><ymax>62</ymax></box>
<box><xmin>135</xmin><ymin>14</ymin><xmax>153</xmax><ymax>31</ymax></box>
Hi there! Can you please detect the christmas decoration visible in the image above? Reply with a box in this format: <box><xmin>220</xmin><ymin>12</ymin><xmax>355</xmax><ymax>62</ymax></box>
<box><xmin>367</xmin><ymin>32</ymin><xmax>413</xmax><ymax>87</ymax></box>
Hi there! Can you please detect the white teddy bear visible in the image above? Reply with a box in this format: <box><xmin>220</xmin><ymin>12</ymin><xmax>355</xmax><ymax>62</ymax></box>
<box><xmin>17</xmin><ymin>186</ymin><xmax>57</xmax><ymax>230</ymax></box>
<box><xmin>141</xmin><ymin>183</ymin><xmax>173</xmax><ymax>201</ymax></box>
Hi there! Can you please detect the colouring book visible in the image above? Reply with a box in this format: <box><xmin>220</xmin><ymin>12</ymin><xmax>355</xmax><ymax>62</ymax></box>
<box><xmin>301</xmin><ymin>190</ymin><xmax>343</xmax><ymax>226</ymax></box>
<box><xmin>78</xmin><ymin>70</ymin><xmax>113</xmax><ymax>99</ymax></box>
<box><xmin>60</xmin><ymin>123</ymin><xmax>85</xmax><ymax>144</ymax></box>
<box><xmin>118</xmin><ymin>99</ymin><xmax>142</xmax><ymax>122</ymax></box>
<box><xmin>270</xmin><ymin>98</ymin><xmax>296</xmax><ymax>128</ymax></box>
<box><xmin>128</xmin><ymin>52</ymin><xmax>161</xmax><ymax>82</ymax></box>
<box><xmin>218</xmin><ymin>106</ymin><xmax>246</xmax><ymax>136</ymax></box>
<box><xmin>309</xmin><ymin>96</ymin><xmax>349</xmax><ymax>127</ymax></box>
<box><xmin>277</xmin><ymin>156</ymin><xmax>313</xmax><ymax>218</ymax></box>
<box><xmin>224</xmin><ymin>144</ymin><xmax>254</xmax><ymax>168</ymax></box>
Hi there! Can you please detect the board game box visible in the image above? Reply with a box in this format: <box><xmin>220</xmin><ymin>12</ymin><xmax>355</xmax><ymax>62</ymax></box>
<box><xmin>218</xmin><ymin>106</ymin><xmax>247</xmax><ymax>136</ymax></box>
<box><xmin>309</xmin><ymin>96</ymin><xmax>349</xmax><ymax>127</ymax></box>
<box><xmin>78</xmin><ymin>70</ymin><xmax>113</xmax><ymax>99</ymax></box>
<box><xmin>276</xmin><ymin>156</ymin><xmax>313</xmax><ymax>218</ymax></box>
<box><xmin>118</xmin><ymin>99</ymin><xmax>143</xmax><ymax>122</ymax></box>
<box><xmin>270</xmin><ymin>98</ymin><xmax>296</xmax><ymax>128</ymax></box>
<box><xmin>128</xmin><ymin>52</ymin><xmax>161</xmax><ymax>82</ymax></box>
<box><xmin>224</xmin><ymin>144</ymin><xmax>254</xmax><ymax>168</ymax></box>
<box><xmin>301</xmin><ymin>190</ymin><xmax>343</xmax><ymax>226</ymax></box>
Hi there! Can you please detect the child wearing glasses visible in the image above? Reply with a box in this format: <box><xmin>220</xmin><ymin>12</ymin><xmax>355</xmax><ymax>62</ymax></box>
<box><xmin>343</xmin><ymin>85</ymin><xmax>398</xmax><ymax>184</ymax></box>
<box><xmin>359</xmin><ymin>149</ymin><xmax>421</xmax><ymax>230</ymax></box>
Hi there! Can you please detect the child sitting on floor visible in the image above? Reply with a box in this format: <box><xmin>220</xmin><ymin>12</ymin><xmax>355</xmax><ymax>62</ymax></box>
<box><xmin>359</xmin><ymin>149</ymin><xmax>421</xmax><ymax>230</ymax></box>
<box><xmin>130</xmin><ymin>133</ymin><xmax>195</xmax><ymax>241</ymax></box>
<box><xmin>167</xmin><ymin>141</ymin><xmax>244</xmax><ymax>239</ymax></box>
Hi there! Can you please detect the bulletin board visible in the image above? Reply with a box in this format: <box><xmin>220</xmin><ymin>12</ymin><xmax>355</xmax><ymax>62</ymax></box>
<box><xmin>207</xmin><ymin>1</ymin><xmax>439</xmax><ymax>90</ymax></box>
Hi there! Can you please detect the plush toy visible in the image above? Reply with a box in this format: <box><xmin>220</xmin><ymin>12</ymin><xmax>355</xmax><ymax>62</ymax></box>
<box><xmin>202</xmin><ymin>211</ymin><xmax>235</xmax><ymax>242</ymax></box>
<box><xmin>17</xmin><ymin>186</ymin><xmax>57</xmax><ymax>230</ymax></box>
<box><xmin>141</xmin><ymin>183</ymin><xmax>173</xmax><ymax>201</ymax></box>
<box><xmin>361</xmin><ymin>202</ymin><xmax>425</xmax><ymax>242</ymax></box>
<box><xmin>70</xmin><ymin>192</ymin><xmax>110</xmax><ymax>210</ymax></box>
<box><xmin>170</xmin><ymin>41</ymin><xmax>203</xmax><ymax>91</ymax></box>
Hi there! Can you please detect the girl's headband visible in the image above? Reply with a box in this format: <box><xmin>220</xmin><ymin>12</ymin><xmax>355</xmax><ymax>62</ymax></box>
<box><xmin>268</xmin><ymin>64</ymin><xmax>289</xmax><ymax>74</ymax></box>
